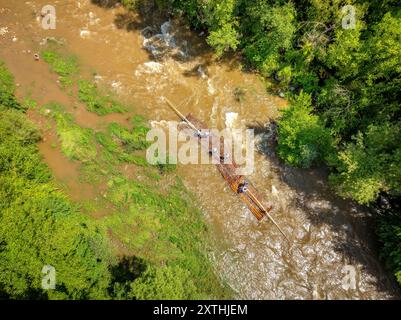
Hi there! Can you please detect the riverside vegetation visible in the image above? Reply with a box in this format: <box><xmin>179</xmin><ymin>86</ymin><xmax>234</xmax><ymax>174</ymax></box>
<box><xmin>0</xmin><ymin>50</ymin><xmax>230</xmax><ymax>299</ymax></box>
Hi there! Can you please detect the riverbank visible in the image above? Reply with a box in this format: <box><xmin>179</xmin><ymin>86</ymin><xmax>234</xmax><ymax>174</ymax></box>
<box><xmin>0</xmin><ymin>23</ymin><xmax>230</xmax><ymax>300</ymax></box>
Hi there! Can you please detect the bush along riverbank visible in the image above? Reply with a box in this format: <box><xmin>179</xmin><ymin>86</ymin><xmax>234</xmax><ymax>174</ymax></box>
<box><xmin>120</xmin><ymin>0</ymin><xmax>401</xmax><ymax>287</ymax></box>
<box><xmin>0</xmin><ymin>54</ymin><xmax>231</xmax><ymax>299</ymax></box>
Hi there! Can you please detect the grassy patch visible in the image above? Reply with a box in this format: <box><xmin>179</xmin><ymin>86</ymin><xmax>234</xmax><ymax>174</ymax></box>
<box><xmin>53</xmin><ymin>111</ymin><xmax>97</xmax><ymax>162</ymax></box>
<box><xmin>78</xmin><ymin>80</ymin><xmax>126</xmax><ymax>115</ymax></box>
<box><xmin>41</xmin><ymin>51</ymin><xmax>79</xmax><ymax>87</ymax></box>
<box><xmin>94</xmin><ymin>122</ymin><xmax>151</xmax><ymax>167</ymax></box>
<box><xmin>108</xmin><ymin>122</ymin><xmax>151</xmax><ymax>152</ymax></box>
<box><xmin>22</xmin><ymin>97</ymin><xmax>37</xmax><ymax>110</ymax></box>
<box><xmin>0</xmin><ymin>62</ymin><xmax>24</xmax><ymax>111</ymax></box>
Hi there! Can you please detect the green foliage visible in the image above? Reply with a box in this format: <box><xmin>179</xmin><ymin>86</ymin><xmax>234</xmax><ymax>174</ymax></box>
<box><xmin>377</xmin><ymin>213</ymin><xmax>401</xmax><ymax>284</ymax></box>
<box><xmin>207</xmin><ymin>23</ymin><xmax>239</xmax><ymax>57</ymax></box>
<box><xmin>130</xmin><ymin>265</ymin><xmax>197</xmax><ymax>300</ymax></box>
<box><xmin>242</xmin><ymin>1</ymin><xmax>296</xmax><ymax>76</ymax></box>
<box><xmin>0</xmin><ymin>177</ymin><xmax>113</xmax><ymax>299</ymax></box>
<box><xmin>0</xmin><ymin>111</ymin><xmax>49</xmax><ymax>183</ymax></box>
<box><xmin>121</xmin><ymin>0</ymin><xmax>141</xmax><ymax>10</ymax></box>
<box><xmin>53</xmin><ymin>111</ymin><xmax>98</xmax><ymax>162</ymax></box>
<box><xmin>325</xmin><ymin>21</ymin><xmax>365</xmax><ymax>80</ymax></box>
<box><xmin>329</xmin><ymin>124</ymin><xmax>401</xmax><ymax>204</ymax></box>
<box><xmin>0</xmin><ymin>62</ymin><xmax>24</xmax><ymax>111</ymax></box>
<box><xmin>108</xmin><ymin>121</ymin><xmax>150</xmax><ymax>152</ymax></box>
<box><xmin>0</xmin><ymin>108</ymin><xmax>113</xmax><ymax>299</ymax></box>
<box><xmin>41</xmin><ymin>51</ymin><xmax>79</xmax><ymax>86</ymax></box>
<box><xmin>277</xmin><ymin>92</ymin><xmax>333</xmax><ymax>168</ymax></box>
<box><xmin>167</xmin><ymin>0</ymin><xmax>240</xmax><ymax>56</ymax></box>
<box><xmin>204</xmin><ymin>0</ymin><xmax>240</xmax><ymax>56</ymax></box>
<box><xmin>78</xmin><ymin>80</ymin><xmax>126</xmax><ymax>115</ymax></box>
<box><xmin>103</xmin><ymin>177</ymin><xmax>228</xmax><ymax>299</ymax></box>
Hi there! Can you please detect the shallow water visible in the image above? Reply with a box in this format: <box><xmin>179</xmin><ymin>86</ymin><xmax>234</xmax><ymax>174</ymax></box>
<box><xmin>0</xmin><ymin>0</ymin><xmax>399</xmax><ymax>299</ymax></box>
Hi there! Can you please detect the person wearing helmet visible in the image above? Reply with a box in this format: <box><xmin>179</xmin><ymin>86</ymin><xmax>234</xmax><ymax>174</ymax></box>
<box><xmin>195</xmin><ymin>130</ymin><xmax>210</xmax><ymax>139</ymax></box>
<box><xmin>220</xmin><ymin>152</ymin><xmax>230</xmax><ymax>163</ymax></box>
<box><xmin>238</xmin><ymin>181</ymin><xmax>249</xmax><ymax>194</ymax></box>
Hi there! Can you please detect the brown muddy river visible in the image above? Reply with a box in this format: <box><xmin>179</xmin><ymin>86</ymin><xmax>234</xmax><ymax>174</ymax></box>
<box><xmin>1</xmin><ymin>0</ymin><xmax>400</xmax><ymax>299</ymax></box>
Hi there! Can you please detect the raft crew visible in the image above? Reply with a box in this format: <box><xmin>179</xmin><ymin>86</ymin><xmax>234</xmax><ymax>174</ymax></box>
<box><xmin>237</xmin><ymin>181</ymin><xmax>249</xmax><ymax>194</ymax></box>
<box><xmin>195</xmin><ymin>129</ymin><xmax>210</xmax><ymax>139</ymax></box>
<box><xmin>210</xmin><ymin>147</ymin><xmax>218</xmax><ymax>156</ymax></box>
<box><xmin>220</xmin><ymin>152</ymin><xmax>230</xmax><ymax>163</ymax></box>
<box><xmin>209</xmin><ymin>148</ymin><xmax>230</xmax><ymax>163</ymax></box>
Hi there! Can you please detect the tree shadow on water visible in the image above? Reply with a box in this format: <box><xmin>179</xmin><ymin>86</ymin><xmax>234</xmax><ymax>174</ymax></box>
<box><xmin>91</xmin><ymin>0</ymin><xmax>121</xmax><ymax>9</ymax></box>
<box><xmin>249</xmin><ymin>120</ymin><xmax>401</xmax><ymax>298</ymax></box>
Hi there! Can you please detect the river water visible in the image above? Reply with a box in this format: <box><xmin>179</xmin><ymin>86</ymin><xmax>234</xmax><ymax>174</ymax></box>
<box><xmin>0</xmin><ymin>0</ymin><xmax>399</xmax><ymax>299</ymax></box>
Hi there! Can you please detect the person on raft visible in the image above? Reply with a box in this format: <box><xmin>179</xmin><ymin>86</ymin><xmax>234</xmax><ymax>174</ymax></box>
<box><xmin>210</xmin><ymin>148</ymin><xmax>229</xmax><ymax>163</ymax></box>
<box><xmin>238</xmin><ymin>181</ymin><xmax>249</xmax><ymax>194</ymax></box>
<box><xmin>220</xmin><ymin>152</ymin><xmax>230</xmax><ymax>162</ymax></box>
<box><xmin>195</xmin><ymin>129</ymin><xmax>210</xmax><ymax>139</ymax></box>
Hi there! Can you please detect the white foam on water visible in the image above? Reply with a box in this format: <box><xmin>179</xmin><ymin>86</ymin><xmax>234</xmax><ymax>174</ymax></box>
<box><xmin>79</xmin><ymin>29</ymin><xmax>91</xmax><ymax>39</ymax></box>
<box><xmin>135</xmin><ymin>61</ymin><xmax>164</xmax><ymax>76</ymax></box>
<box><xmin>110</xmin><ymin>80</ymin><xmax>123</xmax><ymax>94</ymax></box>
<box><xmin>272</xmin><ymin>185</ymin><xmax>279</xmax><ymax>196</ymax></box>
<box><xmin>88</xmin><ymin>12</ymin><xmax>100</xmax><ymax>25</ymax></box>
<box><xmin>160</xmin><ymin>21</ymin><xmax>176</xmax><ymax>48</ymax></box>
<box><xmin>197</xmin><ymin>65</ymin><xmax>208</xmax><ymax>79</ymax></box>
<box><xmin>0</xmin><ymin>27</ymin><xmax>9</xmax><ymax>36</ymax></box>
<box><xmin>94</xmin><ymin>74</ymin><xmax>103</xmax><ymax>83</ymax></box>
<box><xmin>141</xmin><ymin>21</ymin><xmax>178</xmax><ymax>58</ymax></box>
<box><xmin>210</xmin><ymin>99</ymin><xmax>219</xmax><ymax>127</ymax></box>
<box><xmin>207</xmin><ymin>79</ymin><xmax>216</xmax><ymax>95</ymax></box>
<box><xmin>225</xmin><ymin>112</ymin><xmax>239</xmax><ymax>129</ymax></box>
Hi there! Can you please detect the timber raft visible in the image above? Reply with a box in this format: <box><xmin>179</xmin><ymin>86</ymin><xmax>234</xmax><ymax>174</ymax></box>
<box><xmin>185</xmin><ymin>114</ymin><xmax>270</xmax><ymax>221</ymax></box>
<box><xmin>164</xmin><ymin>97</ymin><xmax>289</xmax><ymax>241</ymax></box>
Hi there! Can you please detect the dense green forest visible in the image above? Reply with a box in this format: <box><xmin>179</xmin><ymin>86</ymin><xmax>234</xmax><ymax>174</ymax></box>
<box><xmin>0</xmin><ymin>59</ymin><xmax>228</xmax><ymax>299</ymax></box>
<box><xmin>122</xmin><ymin>0</ymin><xmax>401</xmax><ymax>284</ymax></box>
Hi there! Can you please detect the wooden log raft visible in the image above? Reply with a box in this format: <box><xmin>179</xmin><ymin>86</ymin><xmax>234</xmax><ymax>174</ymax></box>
<box><xmin>164</xmin><ymin>97</ymin><xmax>288</xmax><ymax>240</ymax></box>
<box><xmin>182</xmin><ymin>114</ymin><xmax>273</xmax><ymax>221</ymax></box>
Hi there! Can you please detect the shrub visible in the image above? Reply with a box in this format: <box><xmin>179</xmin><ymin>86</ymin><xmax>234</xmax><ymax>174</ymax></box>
<box><xmin>277</xmin><ymin>92</ymin><xmax>333</xmax><ymax>168</ymax></box>
<box><xmin>378</xmin><ymin>213</ymin><xmax>401</xmax><ymax>285</ymax></box>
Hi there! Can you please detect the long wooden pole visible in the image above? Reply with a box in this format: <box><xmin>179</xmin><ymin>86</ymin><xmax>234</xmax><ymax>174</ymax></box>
<box><xmin>163</xmin><ymin>97</ymin><xmax>290</xmax><ymax>243</ymax></box>
<box><xmin>246</xmin><ymin>190</ymin><xmax>290</xmax><ymax>242</ymax></box>
<box><xmin>163</xmin><ymin>97</ymin><xmax>199</xmax><ymax>132</ymax></box>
